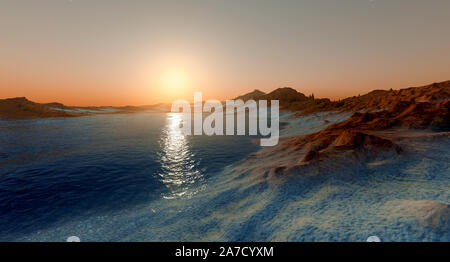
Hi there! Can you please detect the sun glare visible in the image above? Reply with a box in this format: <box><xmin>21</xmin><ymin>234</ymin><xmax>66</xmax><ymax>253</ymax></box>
<box><xmin>164</xmin><ymin>70</ymin><xmax>187</xmax><ymax>90</ymax></box>
<box><xmin>158</xmin><ymin>68</ymin><xmax>193</xmax><ymax>102</ymax></box>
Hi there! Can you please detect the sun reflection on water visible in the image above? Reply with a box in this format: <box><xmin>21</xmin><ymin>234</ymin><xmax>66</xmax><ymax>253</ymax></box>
<box><xmin>158</xmin><ymin>113</ymin><xmax>205</xmax><ymax>199</ymax></box>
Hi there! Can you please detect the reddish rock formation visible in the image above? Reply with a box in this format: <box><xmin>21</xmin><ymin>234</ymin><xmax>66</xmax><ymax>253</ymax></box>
<box><xmin>295</xmin><ymin>80</ymin><xmax>450</xmax><ymax>116</ymax></box>
<box><xmin>235</xmin><ymin>81</ymin><xmax>449</xmax><ymax>119</ymax></box>
<box><xmin>235</xmin><ymin>81</ymin><xmax>449</xmax><ymax>181</ymax></box>
<box><xmin>297</xmin><ymin>130</ymin><xmax>402</xmax><ymax>163</ymax></box>
<box><xmin>329</xmin><ymin>99</ymin><xmax>450</xmax><ymax>131</ymax></box>
<box><xmin>0</xmin><ymin>97</ymin><xmax>78</xmax><ymax>118</ymax></box>
<box><xmin>236</xmin><ymin>87</ymin><xmax>312</xmax><ymax>109</ymax></box>
<box><xmin>235</xmin><ymin>89</ymin><xmax>266</xmax><ymax>101</ymax></box>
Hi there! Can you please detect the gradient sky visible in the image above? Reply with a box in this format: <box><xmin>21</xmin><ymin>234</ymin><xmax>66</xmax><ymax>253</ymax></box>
<box><xmin>1</xmin><ymin>0</ymin><xmax>449</xmax><ymax>106</ymax></box>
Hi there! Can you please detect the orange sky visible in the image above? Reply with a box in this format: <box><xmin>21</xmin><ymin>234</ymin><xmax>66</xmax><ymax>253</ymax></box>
<box><xmin>1</xmin><ymin>0</ymin><xmax>449</xmax><ymax>106</ymax></box>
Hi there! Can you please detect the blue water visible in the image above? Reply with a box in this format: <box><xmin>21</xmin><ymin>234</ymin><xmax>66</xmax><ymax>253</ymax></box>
<box><xmin>2</xmin><ymin>111</ymin><xmax>447</xmax><ymax>241</ymax></box>
<box><xmin>0</xmin><ymin>112</ymin><xmax>260</xmax><ymax>240</ymax></box>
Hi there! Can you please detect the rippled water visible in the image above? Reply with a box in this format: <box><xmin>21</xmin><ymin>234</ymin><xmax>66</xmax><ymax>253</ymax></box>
<box><xmin>0</xmin><ymin>112</ymin><xmax>260</xmax><ymax>239</ymax></box>
<box><xmin>3</xmin><ymin>111</ymin><xmax>446</xmax><ymax>241</ymax></box>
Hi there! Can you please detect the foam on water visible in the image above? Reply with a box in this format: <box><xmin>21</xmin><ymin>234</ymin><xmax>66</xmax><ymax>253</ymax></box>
<box><xmin>0</xmin><ymin>112</ymin><xmax>259</xmax><ymax>240</ymax></box>
<box><xmin>2</xmin><ymin>111</ymin><xmax>449</xmax><ymax>241</ymax></box>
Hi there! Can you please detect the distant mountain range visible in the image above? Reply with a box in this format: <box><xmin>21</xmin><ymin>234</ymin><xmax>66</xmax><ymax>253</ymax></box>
<box><xmin>0</xmin><ymin>97</ymin><xmax>170</xmax><ymax>118</ymax></box>
<box><xmin>1</xmin><ymin>80</ymin><xmax>449</xmax><ymax>120</ymax></box>
<box><xmin>235</xmin><ymin>80</ymin><xmax>450</xmax><ymax>116</ymax></box>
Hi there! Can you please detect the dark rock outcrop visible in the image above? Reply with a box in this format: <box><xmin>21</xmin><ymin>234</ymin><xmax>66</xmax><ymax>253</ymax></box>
<box><xmin>0</xmin><ymin>97</ymin><xmax>76</xmax><ymax>118</ymax></box>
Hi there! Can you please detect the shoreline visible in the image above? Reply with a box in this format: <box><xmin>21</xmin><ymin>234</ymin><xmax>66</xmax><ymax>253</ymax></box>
<box><xmin>2</xmin><ymin>110</ymin><xmax>449</xmax><ymax>241</ymax></box>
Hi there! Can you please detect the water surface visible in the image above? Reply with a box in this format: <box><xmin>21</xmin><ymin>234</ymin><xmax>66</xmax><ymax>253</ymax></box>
<box><xmin>0</xmin><ymin>112</ymin><xmax>260</xmax><ymax>240</ymax></box>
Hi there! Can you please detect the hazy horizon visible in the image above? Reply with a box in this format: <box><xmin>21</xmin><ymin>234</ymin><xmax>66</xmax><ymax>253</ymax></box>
<box><xmin>1</xmin><ymin>0</ymin><xmax>450</xmax><ymax>106</ymax></box>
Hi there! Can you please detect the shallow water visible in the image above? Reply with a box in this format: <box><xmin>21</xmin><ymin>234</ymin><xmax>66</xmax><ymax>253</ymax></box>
<box><xmin>1</xmin><ymin>111</ymin><xmax>448</xmax><ymax>241</ymax></box>
<box><xmin>0</xmin><ymin>112</ymin><xmax>260</xmax><ymax>240</ymax></box>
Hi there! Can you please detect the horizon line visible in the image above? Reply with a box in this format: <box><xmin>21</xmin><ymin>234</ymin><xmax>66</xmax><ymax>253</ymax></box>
<box><xmin>2</xmin><ymin>79</ymin><xmax>449</xmax><ymax>107</ymax></box>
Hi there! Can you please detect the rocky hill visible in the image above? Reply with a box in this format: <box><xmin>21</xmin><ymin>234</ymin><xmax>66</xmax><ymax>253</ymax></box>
<box><xmin>232</xmin><ymin>80</ymin><xmax>449</xmax><ymax>186</ymax></box>
<box><xmin>0</xmin><ymin>97</ymin><xmax>79</xmax><ymax>118</ymax></box>
<box><xmin>296</xmin><ymin>80</ymin><xmax>450</xmax><ymax>115</ymax></box>
<box><xmin>235</xmin><ymin>89</ymin><xmax>266</xmax><ymax>101</ymax></box>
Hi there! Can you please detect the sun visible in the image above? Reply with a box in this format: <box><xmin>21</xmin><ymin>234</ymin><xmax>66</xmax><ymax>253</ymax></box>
<box><xmin>163</xmin><ymin>70</ymin><xmax>187</xmax><ymax>91</ymax></box>
<box><xmin>159</xmin><ymin>69</ymin><xmax>193</xmax><ymax>101</ymax></box>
